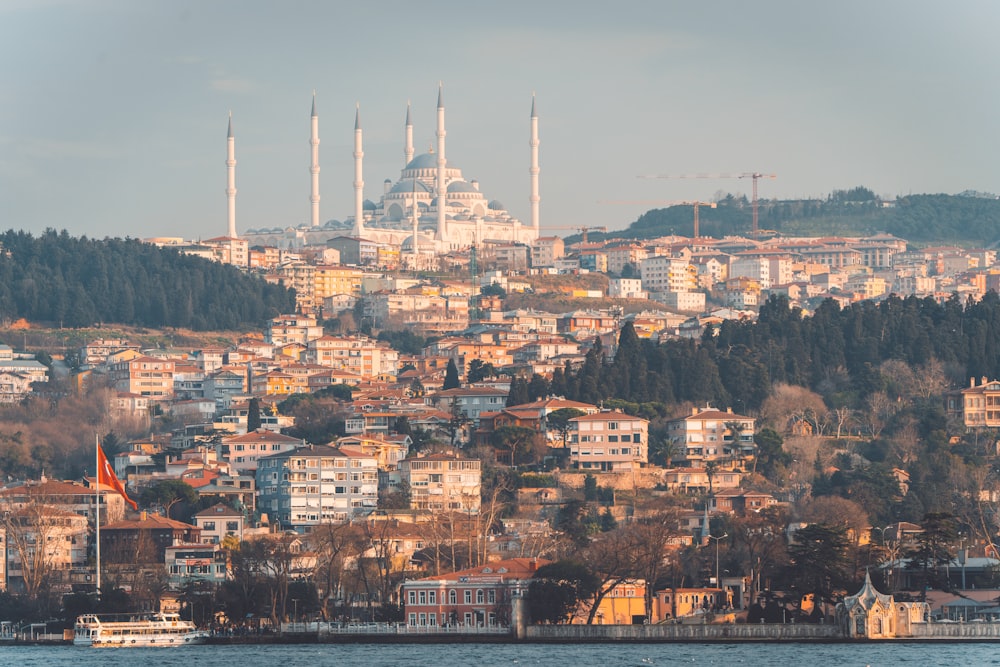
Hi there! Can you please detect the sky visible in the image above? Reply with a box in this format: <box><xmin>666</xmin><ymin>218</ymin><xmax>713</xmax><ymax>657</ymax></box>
<box><xmin>1</xmin><ymin>0</ymin><xmax>998</xmax><ymax>241</ymax></box>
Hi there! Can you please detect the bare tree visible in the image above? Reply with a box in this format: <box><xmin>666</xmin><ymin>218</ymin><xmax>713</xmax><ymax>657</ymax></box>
<box><xmin>626</xmin><ymin>509</ymin><xmax>684</xmax><ymax>622</ymax></box>
<box><xmin>309</xmin><ymin>521</ymin><xmax>365</xmax><ymax>620</ymax></box>
<box><xmin>580</xmin><ymin>528</ymin><xmax>637</xmax><ymax>624</ymax></box>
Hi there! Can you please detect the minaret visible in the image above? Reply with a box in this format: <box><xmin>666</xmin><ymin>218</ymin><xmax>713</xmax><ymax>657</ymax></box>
<box><xmin>404</xmin><ymin>101</ymin><xmax>414</xmax><ymax>168</ymax></box>
<box><xmin>310</xmin><ymin>92</ymin><xmax>320</xmax><ymax>228</ymax></box>
<box><xmin>352</xmin><ymin>105</ymin><xmax>365</xmax><ymax>237</ymax></box>
<box><xmin>435</xmin><ymin>84</ymin><xmax>447</xmax><ymax>242</ymax></box>
<box><xmin>226</xmin><ymin>112</ymin><xmax>237</xmax><ymax>238</ymax></box>
<box><xmin>529</xmin><ymin>94</ymin><xmax>540</xmax><ymax>235</ymax></box>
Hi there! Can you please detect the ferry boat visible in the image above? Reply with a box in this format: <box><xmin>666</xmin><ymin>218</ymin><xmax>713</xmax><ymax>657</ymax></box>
<box><xmin>73</xmin><ymin>612</ymin><xmax>210</xmax><ymax>647</ymax></box>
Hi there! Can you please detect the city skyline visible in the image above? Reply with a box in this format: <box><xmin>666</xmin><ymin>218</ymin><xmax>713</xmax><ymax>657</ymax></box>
<box><xmin>2</xmin><ymin>0</ymin><xmax>997</xmax><ymax>242</ymax></box>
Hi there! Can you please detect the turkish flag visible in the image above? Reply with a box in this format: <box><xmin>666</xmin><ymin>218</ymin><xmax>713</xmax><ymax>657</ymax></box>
<box><xmin>97</xmin><ymin>444</ymin><xmax>138</xmax><ymax>510</ymax></box>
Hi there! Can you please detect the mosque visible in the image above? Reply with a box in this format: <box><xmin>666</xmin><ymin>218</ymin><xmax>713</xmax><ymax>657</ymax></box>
<box><xmin>237</xmin><ymin>86</ymin><xmax>541</xmax><ymax>259</ymax></box>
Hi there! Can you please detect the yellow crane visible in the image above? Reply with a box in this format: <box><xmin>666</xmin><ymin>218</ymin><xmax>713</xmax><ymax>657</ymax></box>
<box><xmin>598</xmin><ymin>199</ymin><xmax>717</xmax><ymax>238</ymax></box>
<box><xmin>638</xmin><ymin>172</ymin><xmax>776</xmax><ymax>240</ymax></box>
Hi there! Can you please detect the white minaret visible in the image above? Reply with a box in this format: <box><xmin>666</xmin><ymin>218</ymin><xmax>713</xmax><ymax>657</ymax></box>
<box><xmin>352</xmin><ymin>105</ymin><xmax>365</xmax><ymax>237</ymax></box>
<box><xmin>435</xmin><ymin>84</ymin><xmax>447</xmax><ymax>242</ymax></box>
<box><xmin>529</xmin><ymin>94</ymin><xmax>540</xmax><ymax>234</ymax></box>
<box><xmin>310</xmin><ymin>92</ymin><xmax>320</xmax><ymax>227</ymax></box>
<box><xmin>404</xmin><ymin>101</ymin><xmax>414</xmax><ymax>168</ymax></box>
<box><xmin>226</xmin><ymin>112</ymin><xmax>237</xmax><ymax>238</ymax></box>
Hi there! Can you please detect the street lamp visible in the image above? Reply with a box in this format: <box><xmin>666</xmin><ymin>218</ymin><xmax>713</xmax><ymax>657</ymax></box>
<box><xmin>292</xmin><ymin>598</ymin><xmax>300</xmax><ymax>624</ymax></box>
<box><xmin>708</xmin><ymin>533</ymin><xmax>729</xmax><ymax>589</ymax></box>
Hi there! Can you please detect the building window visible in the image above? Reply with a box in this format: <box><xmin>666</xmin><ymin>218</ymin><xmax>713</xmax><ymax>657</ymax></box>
<box><xmin>464</xmin><ymin>590</ymin><xmax>472</xmax><ymax>604</ymax></box>
<box><xmin>449</xmin><ymin>590</ymin><xmax>457</xmax><ymax>605</ymax></box>
<box><xmin>408</xmin><ymin>591</ymin><xmax>416</xmax><ymax>605</ymax></box>
<box><xmin>476</xmin><ymin>590</ymin><xmax>484</xmax><ymax>604</ymax></box>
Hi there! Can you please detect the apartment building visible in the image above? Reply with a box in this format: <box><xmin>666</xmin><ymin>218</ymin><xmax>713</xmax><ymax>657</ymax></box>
<box><xmin>529</xmin><ymin>236</ymin><xmax>565</xmax><ymax>268</ymax></box>
<box><xmin>303</xmin><ymin>336</ymin><xmax>400</xmax><ymax>380</ymax></box>
<box><xmin>109</xmin><ymin>355</ymin><xmax>175</xmax><ymax>400</ymax></box>
<box><xmin>567</xmin><ymin>410</ymin><xmax>648</xmax><ymax>471</ymax></box>
<box><xmin>257</xmin><ymin>444</ymin><xmax>378</xmax><ymax>530</ymax></box>
<box><xmin>399</xmin><ymin>452</ymin><xmax>482</xmax><ymax>513</ymax></box>
<box><xmin>266</xmin><ymin>314</ymin><xmax>325</xmax><ymax>346</ymax></box>
<box><xmin>640</xmin><ymin>256</ymin><xmax>698</xmax><ymax>293</ymax></box>
<box><xmin>666</xmin><ymin>406</ymin><xmax>756</xmax><ymax>469</ymax></box>
<box><xmin>218</xmin><ymin>429</ymin><xmax>303</xmax><ymax>475</ymax></box>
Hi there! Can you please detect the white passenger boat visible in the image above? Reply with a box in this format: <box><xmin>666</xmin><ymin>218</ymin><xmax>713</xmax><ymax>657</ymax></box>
<box><xmin>73</xmin><ymin>612</ymin><xmax>210</xmax><ymax>647</ymax></box>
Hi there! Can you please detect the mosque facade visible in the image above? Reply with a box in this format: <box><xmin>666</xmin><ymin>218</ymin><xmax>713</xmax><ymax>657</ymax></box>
<box><xmin>238</xmin><ymin>87</ymin><xmax>540</xmax><ymax>260</ymax></box>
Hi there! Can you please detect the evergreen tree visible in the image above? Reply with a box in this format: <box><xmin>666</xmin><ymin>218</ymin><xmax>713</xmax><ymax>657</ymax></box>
<box><xmin>443</xmin><ymin>358</ymin><xmax>461</xmax><ymax>390</ymax></box>
<box><xmin>247</xmin><ymin>397</ymin><xmax>262</xmax><ymax>432</ymax></box>
<box><xmin>506</xmin><ymin>376</ymin><xmax>530</xmax><ymax>407</ymax></box>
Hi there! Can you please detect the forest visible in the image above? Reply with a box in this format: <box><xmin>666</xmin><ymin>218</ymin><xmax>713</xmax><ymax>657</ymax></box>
<box><xmin>0</xmin><ymin>229</ymin><xmax>296</xmax><ymax>330</ymax></box>
<box><xmin>585</xmin><ymin>189</ymin><xmax>1000</xmax><ymax>246</ymax></box>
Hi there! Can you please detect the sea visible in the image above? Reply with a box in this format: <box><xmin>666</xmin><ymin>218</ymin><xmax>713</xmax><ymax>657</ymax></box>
<box><xmin>2</xmin><ymin>642</ymin><xmax>999</xmax><ymax>667</ymax></box>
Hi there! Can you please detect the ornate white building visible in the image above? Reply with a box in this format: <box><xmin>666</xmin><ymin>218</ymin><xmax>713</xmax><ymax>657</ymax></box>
<box><xmin>241</xmin><ymin>87</ymin><xmax>540</xmax><ymax>258</ymax></box>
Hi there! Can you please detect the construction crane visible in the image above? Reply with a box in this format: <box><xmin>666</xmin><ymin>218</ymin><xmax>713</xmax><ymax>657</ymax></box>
<box><xmin>638</xmin><ymin>172</ymin><xmax>776</xmax><ymax>240</ymax></box>
<box><xmin>598</xmin><ymin>200</ymin><xmax>717</xmax><ymax>238</ymax></box>
<box><xmin>544</xmin><ymin>225</ymin><xmax>608</xmax><ymax>245</ymax></box>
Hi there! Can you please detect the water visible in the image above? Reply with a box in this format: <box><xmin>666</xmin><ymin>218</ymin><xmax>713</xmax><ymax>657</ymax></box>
<box><xmin>3</xmin><ymin>642</ymin><xmax>1000</xmax><ymax>667</ymax></box>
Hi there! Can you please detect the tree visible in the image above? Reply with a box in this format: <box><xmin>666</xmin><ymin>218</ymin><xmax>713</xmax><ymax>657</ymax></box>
<box><xmin>247</xmin><ymin>396</ymin><xmax>262</xmax><ymax>432</ymax></box>
<box><xmin>907</xmin><ymin>512</ymin><xmax>959</xmax><ymax>593</ymax></box>
<box><xmin>506</xmin><ymin>376</ymin><xmax>530</xmax><ymax>407</ymax></box>
<box><xmin>627</xmin><ymin>509</ymin><xmax>683</xmax><ymax>621</ymax></box>
<box><xmin>546</xmin><ymin>407</ymin><xmax>585</xmax><ymax>454</ymax></box>
<box><xmin>490</xmin><ymin>425</ymin><xmax>539</xmax><ymax>468</ymax></box>
<box><xmin>786</xmin><ymin>523</ymin><xmax>852</xmax><ymax>606</ymax></box>
<box><xmin>443</xmin><ymin>359</ymin><xmax>461</xmax><ymax>390</ymax></box>
<box><xmin>139</xmin><ymin>479</ymin><xmax>198</xmax><ymax>520</ymax></box>
<box><xmin>527</xmin><ymin>561</ymin><xmax>599</xmax><ymax>624</ymax></box>
<box><xmin>467</xmin><ymin>359</ymin><xmax>498</xmax><ymax>384</ymax></box>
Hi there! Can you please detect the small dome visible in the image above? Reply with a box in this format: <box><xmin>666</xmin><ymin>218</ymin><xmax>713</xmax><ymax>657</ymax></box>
<box><xmin>363</xmin><ymin>199</ymin><xmax>377</xmax><ymax>211</ymax></box>
<box><xmin>447</xmin><ymin>180</ymin><xmax>478</xmax><ymax>194</ymax></box>
<box><xmin>488</xmin><ymin>200</ymin><xmax>505</xmax><ymax>211</ymax></box>
<box><xmin>405</xmin><ymin>153</ymin><xmax>443</xmax><ymax>169</ymax></box>
<box><xmin>388</xmin><ymin>179</ymin><xmax>433</xmax><ymax>195</ymax></box>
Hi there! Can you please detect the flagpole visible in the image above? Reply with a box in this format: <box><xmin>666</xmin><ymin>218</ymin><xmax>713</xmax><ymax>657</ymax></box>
<box><xmin>95</xmin><ymin>433</ymin><xmax>101</xmax><ymax>597</ymax></box>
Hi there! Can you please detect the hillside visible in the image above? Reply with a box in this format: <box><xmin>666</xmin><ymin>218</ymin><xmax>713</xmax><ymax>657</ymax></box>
<box><xmin>0</xmin><ymin>230</ymin><xmax>296</xmax><ymax>330</ymax></box>
<box><xmin>584</xmin><ymin>190</ymin><xmax>1000</xmax><ymax>247</ymax></box>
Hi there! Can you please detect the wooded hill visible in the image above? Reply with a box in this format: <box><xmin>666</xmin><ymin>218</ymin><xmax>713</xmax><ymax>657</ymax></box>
<box><xmin>0</xmin><ymin>229</ymin><xmax>296</xmax><ymax>330</ymax></box>
<box><xmin>582</xmin><ymin>189</ymin><xmax>1000</xmax><ymax>246</ymax></box>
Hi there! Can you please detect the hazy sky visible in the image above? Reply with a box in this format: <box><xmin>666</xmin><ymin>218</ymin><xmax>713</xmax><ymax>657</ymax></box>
<box><xmin>2</xmin><ymin>1</ymin><xmax>997</xmax><ymax>241</ymax></box>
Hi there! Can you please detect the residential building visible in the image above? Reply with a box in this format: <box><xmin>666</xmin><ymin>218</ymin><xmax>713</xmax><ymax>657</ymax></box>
<box><xmin>608</xmin><ymin>277</ymin><xmax>646</xmax><ymax>299</ymax></box>
<box><xmin>327</xmin><ymin>236</ymin><xmax>379</xmax><ymax>266</ymax></box>
<box><xmin>256</xmin><ymin>444</ymin><xmax>379</xmax><ymax>531</ymax></box>
<box><xmin>665</xmin><ymin>406</ymin><xmax>756</xmax><ymax>469</ymax></box>
<box><xmin>108</xmin><ymin>355</ymin><xmax>175</xmax><ymax>400</ymax></box>
<box><xmin>426</xmin><ymin>387</ymin><xmax>507</xmax><ymax>423</ymax></box>
<box><xmin>529</xmin><ymin>236</ymin><xmax>565</xmax><ymax>268</ymax></box>
<box><xmin>640</xmin><ymin>256</ymin><xmax>697</xmax><ymax>293</ymax></box>
<box><xmin>567</xmin><ymin>410</ymin><xmax>648</xmax><ymax>471</ymax></box>
<box><xmin>304</xmin><ymin>336</ymin><xmax>400</xmax><ymax>380</ymax></box>
<box><xmin>949</xmin><ymin>377</ymin><xmax>1000</xmax><ymax>428</ymax></box>
<box><xmin>218</xmin><ymin>429</ymin><xmax>303</xmax><ymax>476</ymax></box>
<box><xmin>399</xmin><ymin>452</ymin><xmax>482</xmax><ymax>513</ymax></box>
<box><xmin>266</xmin><ymin>314</ymin><xmax>325</xmax><ymax>346</ymax></box>
<box><xmin>192</xmin><ymin>503</ymin><xmax>244</xmax><ymax>544</ymax></box>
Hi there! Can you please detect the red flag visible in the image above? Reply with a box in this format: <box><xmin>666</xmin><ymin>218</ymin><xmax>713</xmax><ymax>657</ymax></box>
<box><xmin>97</xmin><ymin>444</ymin><xmax>138</xmax><ymax>510</ymax></box>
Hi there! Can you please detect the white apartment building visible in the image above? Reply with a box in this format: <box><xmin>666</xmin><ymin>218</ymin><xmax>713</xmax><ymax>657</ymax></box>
<box><xmin>639</xmin><ymin>256</ymin><xmax>698</xmax><ymax>293</ymax></box>
<box><xmin>608</xmin><ymin>277</ymin><xmax>646</xmax><ymax>299</ymax></box>
<box><xmin>303</xmin><ymin>335</ymin><xmax>400</xmax><ymax>380</ymax></box>
<box><xmin>400</xmin><ymin>452</ymin><xmax>482</xmax><ymax>513</ymax></box>
<box><xmin>257</xmin><ymin>444</ymin><xmax>379</xmax><ymax>530</ymax></box>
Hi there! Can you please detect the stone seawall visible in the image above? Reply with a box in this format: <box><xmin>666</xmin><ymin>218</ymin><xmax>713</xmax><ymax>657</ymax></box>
<box><xmin>525</xmin><ymin>623</ymin><xmax>842</xmax><ymax>642</ymax></box>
